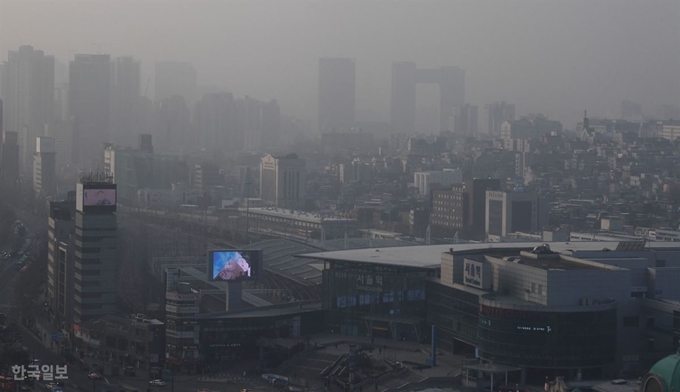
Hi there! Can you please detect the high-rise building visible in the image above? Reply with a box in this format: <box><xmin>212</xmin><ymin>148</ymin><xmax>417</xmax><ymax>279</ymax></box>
<box><xmin>261</xmin><ymin>100</ymin><xmax>281</xmax><ymax>150</ymax></box>
<box><xmin>155</xmin><ymin>96</ymin><xmax>190</xmax><ymax>155</ymax></box>
<box><xmin>154</xmin><ymin>61</ymin><xmax>197</xmax><ymax>104</ymax></box>
<box><xmin>413</xmin><ymin>169</ymin><xmax>462</xmax><ymax>196</ymax></box>
<box><xmin>430</xmin><ymin>184</ymin><xmax>469</xmax><ymax>238</ymax></box>
<box><xmin>0</xmin><ymin>46</ymin><xmax>55</xmax><ymax>172</ymax></box>
<box><xmin>69</xmin><ymin>54</ymin><xmax>111</xmax><ymax>166</ymax></box>
<box><xmin>452</xmin><ymin>104</ymin><xmax>478</xmax><ymax>135</ymax></box>
<box><xmin>46</xmin><ymin>191</ymin><xmax>77</xmax><ymax>330</ymax></box>
<box><xmin>0</xmin><ymin>131</ymin><xmax>20</xmax><ymax>190</ymax></box>
<box><xmin>485</xmin><ymin>101</ymin><xmax>515</xmax><ymax>136</ymax></box>
<box><xmin>73</xmin><ymin>178</ymin><xmax>118</xmax><ymax>323</ymax></box>
<box><xmin>33</xmin><ymin>136</ymin><xmax>56</xmax><ymax>196</ymax></box>
<box><xmin>111</xmin><ymin>57</ymin><xmax>141</xmax><ymax>147</ymax></box>
<box><xmin>164</xmin><ymin>269</ymin><xmax>200</xmax><ymax>373</ymax></box>
<box><xmin>391</xmin><ymin>62</ymin><xmax>465</xmax><ymax>134</ymax></box>
<box><xmin>260</xmin><ymin>153</ymin><xmax>306</xmax><ymax>209</ymax></box>
<box><xmin>467</xmin><ymin>178</ymin><xmax>501</xmax><ymax>238</ymax></box>
<box><xmin>193</xmin><ymin>92</ymin><xmax>237</xmax><ymax>152</ymax></box>
<box><xmin>193</xmin><ymin>162</ymin><xmax>222</xmax><ymax>193</ymax></box>
<box><xmin>485</xmin><ymin>190</ymin><xmax>549</xmax><ymax>241</ymax></box>
<box><xmin>104</xmin><ymin>136</ymin><xmax>189</xmax><ymax>204</ymax></box>
<box><xmin>318</xmin><ymin>58</ymin><xmax>355</xmax><ymax>133</ymax></box>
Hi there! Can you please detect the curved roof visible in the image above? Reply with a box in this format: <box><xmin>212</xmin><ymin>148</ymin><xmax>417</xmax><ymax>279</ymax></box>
<box><xmin>246</xmin><ymin>239</ymin><xmax>324</xmax><ymax>286</ymax></box>
<box><xmin>648</xmin><ymin>350</ymin><xmax>680</xmax><ymax>392</ymax></box>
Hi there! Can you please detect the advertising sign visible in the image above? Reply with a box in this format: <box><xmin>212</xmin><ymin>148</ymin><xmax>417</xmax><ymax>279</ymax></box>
<box><xmin>463</xmin><ymin>259</ymin><xmax>490</xmax><ymax>289</ymax></box>
<box><xmin>83</xmin><ymin>188</ymin><xmax>116</xmax><ymax>206</ymax></box>
<box><xmin>208</xmin><ymin>250</ymin><xmax>262</xmax><ymax>282</ymax></box>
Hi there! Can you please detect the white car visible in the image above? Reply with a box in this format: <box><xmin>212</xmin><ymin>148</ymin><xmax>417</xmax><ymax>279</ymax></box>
<box><xmin>149</xmin><ymin>380</ymin><xmax>166</xmax><ymax>387</ymax></box>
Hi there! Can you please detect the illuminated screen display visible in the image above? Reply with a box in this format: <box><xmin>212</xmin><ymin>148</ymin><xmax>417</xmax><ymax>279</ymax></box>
<box><xmin>209</xmin><ymin>250</ymin><xmax>261</xmax><ymax>282</ymax></box>
<box><xmin>83</xmin><ymin>189</ymin><xmax>116</xmax><ymax>206</ymax></box>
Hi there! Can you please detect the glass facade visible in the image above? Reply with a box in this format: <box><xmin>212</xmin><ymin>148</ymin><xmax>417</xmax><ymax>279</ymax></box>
<box><xmin>323</xmin><ymin>261</ymin><xmax>436</xmax><ymax>341</ymax></box>
<box><xmin>199</xmin><ymin>311</ymin><xmax>323</xmax><ymax>364</ymax></box>
<box><xmin>426</xmin><ymin>281</ymin><xmax>480</xmax><ymax>353</ymax></box>
<box><xmin>478</xmin><ymin>304</ymin><xmax>617</xmax><ymax>368</ymax></box>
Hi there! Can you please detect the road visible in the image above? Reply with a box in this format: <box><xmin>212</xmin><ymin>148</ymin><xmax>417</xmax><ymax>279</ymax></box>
<box><xmin>1</xmin><ymin>207</ymin><xmax>280</xmax><ymax>392</ymax></box>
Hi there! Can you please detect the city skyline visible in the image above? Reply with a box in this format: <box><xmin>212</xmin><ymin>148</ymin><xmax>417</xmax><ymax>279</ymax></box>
<box><xmin>1</xmin><ymin>0</ymin><xmax>678</xmax><ymax>130</ymax></box>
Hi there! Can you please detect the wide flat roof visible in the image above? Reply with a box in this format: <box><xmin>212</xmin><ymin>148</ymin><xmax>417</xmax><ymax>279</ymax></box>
<box><xmin>486</xmin><ymin>254</ymin><xmax>606</xmax><ymax>271</ymax></box>
<box><xmin>298</xmin><ymin>241</ymin><xmax>680</xmax><ymax>269</ymax></box>
<box><xmin>239</xmin><ymin>207</ymin><xmax>355</xmax><ymax>223</ymax></box>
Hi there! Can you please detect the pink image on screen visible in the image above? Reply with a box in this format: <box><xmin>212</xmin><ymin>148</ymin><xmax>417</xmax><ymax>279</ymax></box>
<box><xmin>84</xmin><ymin>189</ymin><xmax>116</xmax><ymax>206</ymax></box>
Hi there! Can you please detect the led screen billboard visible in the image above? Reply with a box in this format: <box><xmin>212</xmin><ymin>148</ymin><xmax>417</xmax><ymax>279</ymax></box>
<box><xmin>83</xmin><ymin>188</ymin><xmax>116</xmax><ymax>206</ymax></box>
<box><xmin>208</xmin><ymin>250</ymin><xmax>262</xmax><ymax>282</ymax></box>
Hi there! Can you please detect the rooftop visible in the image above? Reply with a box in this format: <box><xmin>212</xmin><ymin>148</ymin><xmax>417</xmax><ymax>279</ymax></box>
<box><xmin>240</xmin><ymin>207</ymin><xmax>355</xmax><ymax>223</ymax></box>
<box><xmin>298</xmin><ymin>241</ymin><xmax>680</xmax><ymax>269</ymax></box>
<box><xmin>486</xmin><ymin>252</ymin><xmax>608</xmax><ymax>271</ymax></box>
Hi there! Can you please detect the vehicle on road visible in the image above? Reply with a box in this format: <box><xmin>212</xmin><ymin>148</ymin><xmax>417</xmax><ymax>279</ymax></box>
<box><xmin>149</xmin><ymin>380</ymin><xmax>166</xmax><ymax>387</ymax></box>
<box><xmin>88</xmin><ymin>373</ymin><xmax>103</xmax><ymax>380</ymax></box>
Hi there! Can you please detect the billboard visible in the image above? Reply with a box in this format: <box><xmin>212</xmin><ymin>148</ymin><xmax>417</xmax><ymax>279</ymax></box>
<box><xmin>83</xmin><ymin>188</ymin><xmax>116</xmax><ymax>206</ymax></box>
<box><xmin>208</xmin><ymin>250</ymin><xmax>262</xmax><ymax>282</ymax></box>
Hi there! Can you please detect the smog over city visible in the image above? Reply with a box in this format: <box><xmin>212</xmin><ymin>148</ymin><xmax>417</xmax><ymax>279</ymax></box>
<box><xmin>0</xmin><ymin>1</ymin><xmax>680</xmax><ymax>392</ymax></box>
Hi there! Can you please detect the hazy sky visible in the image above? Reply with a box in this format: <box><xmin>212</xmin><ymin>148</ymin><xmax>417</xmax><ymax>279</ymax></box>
<box><xmin>1</xmin><ymin>0</ymin><xmax>678</xmax><ymax>129</ymax></box>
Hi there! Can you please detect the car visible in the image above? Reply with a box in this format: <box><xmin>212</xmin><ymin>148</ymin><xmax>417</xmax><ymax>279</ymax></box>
<box><xmin>88</xmin><ymin>373</ymin><xmax>103</xmax><ymax>380</ymax></box>
<box><xmin>149</xmin><ymin>380</ymin><xmax>166</xmax><ymax>387</ymax></box>
<box><xmin>45</xmin><ymin>383</ymin><xmax>56</xmax><ymax>389</ymax></box>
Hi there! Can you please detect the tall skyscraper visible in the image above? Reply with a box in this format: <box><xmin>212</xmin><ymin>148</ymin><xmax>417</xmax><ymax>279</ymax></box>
<box><xmin>69</xmin><ymin>54</ymin><xmax>111</xmax><ymax>167</ymax></box>
<box><xmin>261</xmin><ymin>100</ymin><xmax>281</xmax><ymax>150</ymax></box>
<box><xmin>0</xmin><ymin>131</ymin><xmax>20</xmax><ymax>191</ymax></box>
<box><xmin>193</xmin><ymin>92</ymin><xmax>237</xmax><ymax>152</ymax></box>
<box><xmin>46</xmin><ymin>191</ymin><xmax>76</xmax><ymax>330</ymax></box>
<box><xmin>111</xmin><ymin>57</ymin><xmax>141</xmax><ymax>147</ymax></box>
<box><xmin>0</xmin><ymin>46</ymin><xmax>55</xmax><ymax>172</ymax></box>
<box><xmin>260</xmin><ymin>153</ymin><xmax>306</xmax><ymax>209</ymax></box>
<box><xmin>155</xmin><ymin>95</ymin><xmax>190</xmax><ymax>155</ymax></box>
<box><xmin>452</xmin><ymin>104</ymin><xmax>478</xmax><ymax>135</ymax></box>
<box><xmin>73</xmin><ymin>177</ymin><xmax>118</xmax><ymax>322</ymax></box>
<box><xmin>485</xmin><ymin>101</ymin><xmax>515</xmax><ymax>136</ymax></box>
<box><xmin>391</xmin><ymin>62</ymin><xmax>465</xmax><ymax>135</ymax></box>
<box><xmin>33</xmin><ymin>136</ymin><xmax>56</xmax><ymax>196</ymax></box>
<box><xmin>318</xmin><ymin>58</ymin><xmax>355</xmax><ymax>133</ymax></box>
<box><xmin>155</xmin><ymin>61</ymin><xmax>197</xmax><ymax>104</ymax></box>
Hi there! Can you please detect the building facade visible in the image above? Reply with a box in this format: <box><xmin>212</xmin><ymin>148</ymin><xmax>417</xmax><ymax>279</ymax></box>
<box><xmin>430</xmin><ymin>185</ymin><xmax>468</xmax><ymax>238</ymax></box>
<box><xmin>33</xmin><ymin>136</ymin><xmax>56</xmax><ymax>196</ymax></box>
<box><xmin>259</xmin><ymin>154</ymin><xmax>306</xmax><ymax>209</ymax></box>
<box><xmin>47</xmin><ymin>193</ymin><xmax>77</xmax><ymax>331</ymax></box>
<box><xmin>0</xmin><ymin>45</ymin><xmax>54</xmax><ymax>172</ymax></box>
<box><xmin>73</xmin><ymin>181</ymin><xmax>118</xmax><ymax>323</ymax></box>
<box><xmin>391</xmin><ymin>62</ymin><xmax>465</xmax><ymax>135</ymax></box>
<box><xmin>318</xmin><ymin>58</ymin><xmax>356</xmax><ymax>133</ymax></box>
<box><xmin>304</xmin><ymin>241</ymin><xmax>680</xmax><ymax>383</ymax></box>
<box><xmin>485</xmin><ymin>190</ymin><xmax>549</xmax><ymax>241</ymax></box>
<box><xmin>413</xmin><ymin>169</ymin><xmax>462</xmax><ymax>196</ymax></box>
<box><xmin>69</xmin><ymin>54</ymin><xmax>111</xmax><ymax>166</ymax></box>
<box><xmin>165</xmin><ymin>269</ymin><xmax>200</xmax><ymax>373</ymax></box>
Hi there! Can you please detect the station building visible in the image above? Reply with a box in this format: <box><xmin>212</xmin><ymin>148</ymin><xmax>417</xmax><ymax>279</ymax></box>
<box><xmin>300</xmin><ymin>241</ymin><xmax>680</xmax><ymax>382</ymax></box>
